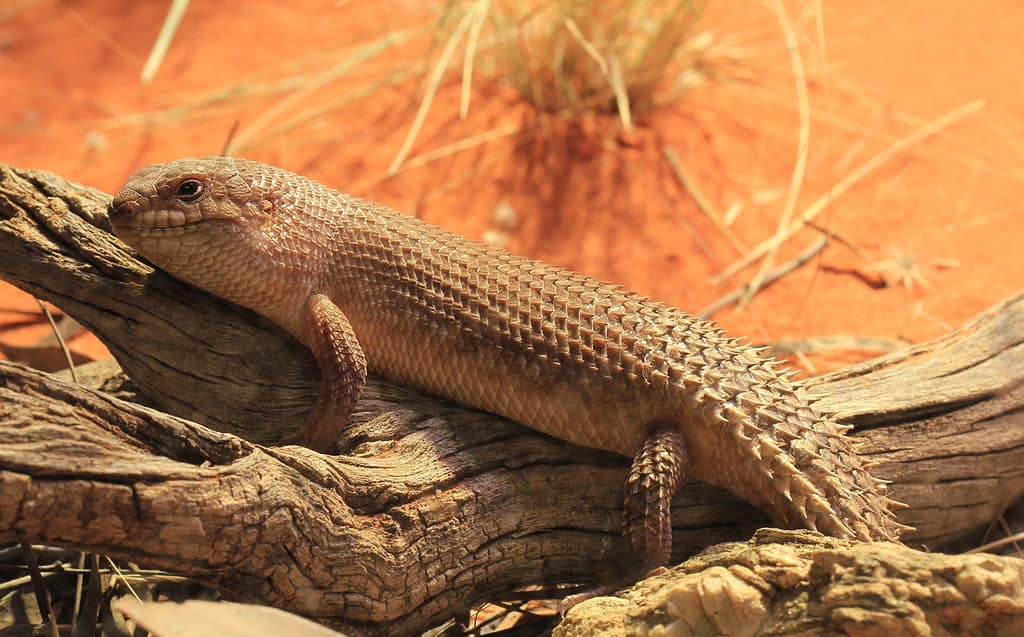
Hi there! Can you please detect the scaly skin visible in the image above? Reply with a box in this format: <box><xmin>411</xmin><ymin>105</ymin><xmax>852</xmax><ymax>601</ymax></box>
<box><xmin>108</xmin><ymin>156</ymin><xmax>906</xmax><ymax>563</ymax></box>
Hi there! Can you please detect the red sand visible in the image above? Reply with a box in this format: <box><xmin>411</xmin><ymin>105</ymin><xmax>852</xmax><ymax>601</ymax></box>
<box><xmin>2</xmin><ymin>1</ymin><xmax>1022</xmax><ymax>373</ymax></box>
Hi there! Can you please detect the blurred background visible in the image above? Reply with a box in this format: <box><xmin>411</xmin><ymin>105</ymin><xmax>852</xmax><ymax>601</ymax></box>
<box><xmin>2</xmin><ymin>0</ymin><xmax>1022</xmax><ymax>373</ymax></box>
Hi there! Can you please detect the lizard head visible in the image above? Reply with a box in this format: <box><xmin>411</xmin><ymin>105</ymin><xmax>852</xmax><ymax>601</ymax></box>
<box><xmin>109</xmin><ymin>156</ymin><xmax>266</xmax><ymax>262</ymax></box>
<box><xmin>109</xmin><ymin>156</ymin><xmax>322</xmax><ymax>335</ymax></box>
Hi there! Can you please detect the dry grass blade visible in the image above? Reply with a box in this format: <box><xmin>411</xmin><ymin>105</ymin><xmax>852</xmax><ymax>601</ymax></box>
<box><xmin>738</xmin><ymin>0</ymin><xmax>810</xmax><ymax>307</ymax></box>
<box><xmin>768</xmin><ymin>335</ymin><xmax>908</xmax><ymax>357</ymax></box>
<box><xmin>64</xmin><ymin>7</ymin><xmax>141</xmax><ymax>67</ymax></box>
<box><xmin>460</xmin><ymin>0</ymin><xmax>492</xmax><ymax>119</ymax></box>
<box><xmin>732</xmin><ymin>82</ymin><xmax>1022</xmax><ymax>183</ymax></box>
<box><xmin>105</xmin><ymin>556</ymin><xmax>142</xmax><ymax>602</ymax></box>
<box><xmin>561</xmin><ymin>15</ymin><xmax>633</xmax><ymax>129</ymax></box>
<box><xmin>220</xmin><ymin>120</ymin><xmax>240</xmax><ymax>156</ymax></box>
<box><xmin>389</xmin><ymin>11</ymin><xmax>477</xmax><ymax>174</ymax></box>
<box><xmin>232</xmin><ymin>68</ymin><xmax>419</xmax><ymax>154</ymax></box>
<box><xmin>228</xmin><ymin>27</ymin><xmax>424</xmax><ymax>156</ymax></box>
<box><xmin>396</xmin><ymin>122</ymin><xmax>522</xmax><ymax>173</ymax></box>
<box><xmin>663</xmin><ymin>144</ymin><xmax>745</xmax><ymax>252</ymax></box>
<box><xmin>713</xmin><ymin>99</ymin><xmax>985</xmax><ymax>285</ymax></box>
<box><xmin>140</xmin><ymin>0</ymin><xmax>190</xmax><ymax>82</ymax></box>
<box><xmin>607</xmin><ymin>52</ymin><xmax>633</xmax><ymax>130</ymax></box>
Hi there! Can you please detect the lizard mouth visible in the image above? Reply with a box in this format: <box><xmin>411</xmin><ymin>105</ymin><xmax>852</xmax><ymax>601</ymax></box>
<box><xmin>109</xmin><ymin>201</ymin><xmax>195</xmax><ymax>227</ymax></box>
<box><xmin>108</xmin><ymin>201</ymin><xmax>231</xmax><ymax>237</ymax></box>
<box><xmin>113</xmin><ymin>223</ymin><xmax>203</xmax><ymax>238</ymax></box>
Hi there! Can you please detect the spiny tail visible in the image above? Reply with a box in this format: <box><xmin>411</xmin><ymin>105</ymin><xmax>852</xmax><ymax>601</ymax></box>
<box><xmin>692</xmin><ymin>333</ymin><xmax>909</xmax><ymax>544</ymax></box>
<box><xmin>719</xmin><ymin>352</ymin><xmax>909</xmax><ymax>541</ymax></box>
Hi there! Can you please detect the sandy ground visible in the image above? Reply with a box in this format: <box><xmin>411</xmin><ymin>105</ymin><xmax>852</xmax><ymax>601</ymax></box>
<box><xmin>2</xmin><ymin>0</ymin><xmax>1022</xmax><ymax>374</ymax></box>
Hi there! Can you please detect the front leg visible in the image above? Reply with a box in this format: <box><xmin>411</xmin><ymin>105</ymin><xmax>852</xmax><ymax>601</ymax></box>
<box><xmin>294</xmin><ymin>292</ymin><xmax>367</xmax><ymax>453</ymax></box>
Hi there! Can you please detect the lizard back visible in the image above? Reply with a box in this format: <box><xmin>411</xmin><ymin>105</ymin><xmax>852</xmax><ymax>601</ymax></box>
<box><xmin>109</xmin><ymin>156</ymin><xmax>906</xmax><ymax>543</ymax></box>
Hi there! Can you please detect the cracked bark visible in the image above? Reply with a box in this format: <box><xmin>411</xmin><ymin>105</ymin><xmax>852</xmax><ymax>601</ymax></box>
<box><xmin>0</xmin><ymin>163</ymin><xmax>1022</xmax><ymax>636</ymax></box>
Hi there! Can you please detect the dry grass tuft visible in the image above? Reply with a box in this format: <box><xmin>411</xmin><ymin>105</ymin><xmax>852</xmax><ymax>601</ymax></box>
<box><xmin>389</xmin><ymin>0</ymin><xmax>712</xmax><ymax>172</ymax></box>
<box><xmin>476</xmin><ymin>0</ymin><xmax>708</xmax><ymax>122</ymax></box>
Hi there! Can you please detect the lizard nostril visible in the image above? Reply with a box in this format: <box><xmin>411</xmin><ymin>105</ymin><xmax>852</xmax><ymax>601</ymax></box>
<box><xmin>108</xmin><ymin>198</ymin><xmax>140</xmax><ymax>220</ymax></box>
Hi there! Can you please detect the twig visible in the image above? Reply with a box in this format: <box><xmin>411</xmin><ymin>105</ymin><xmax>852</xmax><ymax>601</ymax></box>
<box><xmin>21</xmin><ymin>542</ymin><xmax>60</xmax><ymax>637</ymax></box>
<box><xmin>74</xmin><ymin>555</ymin><xmax>102</xmax><ymax>637</ymax></box>
<box><xmin>699</xmin><ymin>234</ymin><xmax>828</xmax><ymax>318</ymax></box>
<box><xmin>35</xmin><ymin>299</ymin><xmax>77</xmax><ymax>384</ymax></box>
<box><xmin>662</xmin><ymin>145</ymin><xmax>745</xmax><ymax>253</ymax></box>
<box><xmin>805</xmin><ymin>219</ymin><xmax>870</xmax><ymax>261</ymax></box>
<box><xmin>713</xmin><ymin>99</ymin><xmax>985</xmax><ymax>285</ymax></box>
<box><xmin>71</xmin><ymin>551</ymin><xmax>86</xmax><ymax>637</ymax></box>
<box><xmin>966</xmin><ymin>529</ymin><xmax>1024</xmax><ymax>555</ymax></box>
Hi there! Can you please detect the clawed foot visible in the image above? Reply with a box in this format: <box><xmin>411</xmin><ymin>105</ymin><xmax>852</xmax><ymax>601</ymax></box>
<box><xmin>557</xmin><ymin>584</ymin><xmax>615</xmax><ymax>617</ymax></box>
<box><xmin>557</xmin><ymin>565</ymin><xmax>669</xmax><ymax>616</ymax></box>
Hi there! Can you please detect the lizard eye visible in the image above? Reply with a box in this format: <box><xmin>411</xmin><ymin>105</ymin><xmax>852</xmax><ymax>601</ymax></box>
<box><xmin>173</xmin><ymin>179</ymin><xmax>204</xmax><ymax>202</ymax></box>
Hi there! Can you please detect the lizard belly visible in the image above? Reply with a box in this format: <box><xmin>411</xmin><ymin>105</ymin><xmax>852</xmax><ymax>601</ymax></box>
<box><xmin>350</xmin><ymin>311</ymin><xmax>669</xmax><ymax>457</ymax></box>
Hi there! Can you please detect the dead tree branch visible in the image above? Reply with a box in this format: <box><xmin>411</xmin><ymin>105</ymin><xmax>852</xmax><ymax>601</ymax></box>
<box><xmin>1</xmin><ymin>163</ymin><xmax>1022</xmax><ymax>635</ymax></box>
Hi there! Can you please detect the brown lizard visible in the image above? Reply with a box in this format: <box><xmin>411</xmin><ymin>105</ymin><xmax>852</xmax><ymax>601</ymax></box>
<box><xmin>108</xmin><ymin>156</ymin><xmax>907</xmax><ymax>577</ymax></box>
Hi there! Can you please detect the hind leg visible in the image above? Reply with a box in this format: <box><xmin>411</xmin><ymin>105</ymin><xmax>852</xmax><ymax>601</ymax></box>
<box><xmin>559</xmin><ymin>429</ymin><xmax>687</xmax><ymax>614</ymax></box>
<box><xmin>623</xmin><ymin>428</ymin><xmax>688</xmax><ymax>572</ymax></box>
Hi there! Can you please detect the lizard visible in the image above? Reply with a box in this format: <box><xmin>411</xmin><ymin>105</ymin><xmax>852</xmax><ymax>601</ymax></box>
<box><xmin>108</xmin><ymin>156</ymin><xmax>907</xmax><ymax>578</ymax></box>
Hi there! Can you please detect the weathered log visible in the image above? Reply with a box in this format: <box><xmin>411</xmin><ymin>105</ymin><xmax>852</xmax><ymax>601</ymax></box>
<box><xmin>1</xmin><ymin>163</ymin><xmax>1023</xmax><ymax>635</ymax></box>
<box><xmin>558</xmin><ymin>529</ymin><xmax>1024</xmax><ymax>637</ymax></box>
